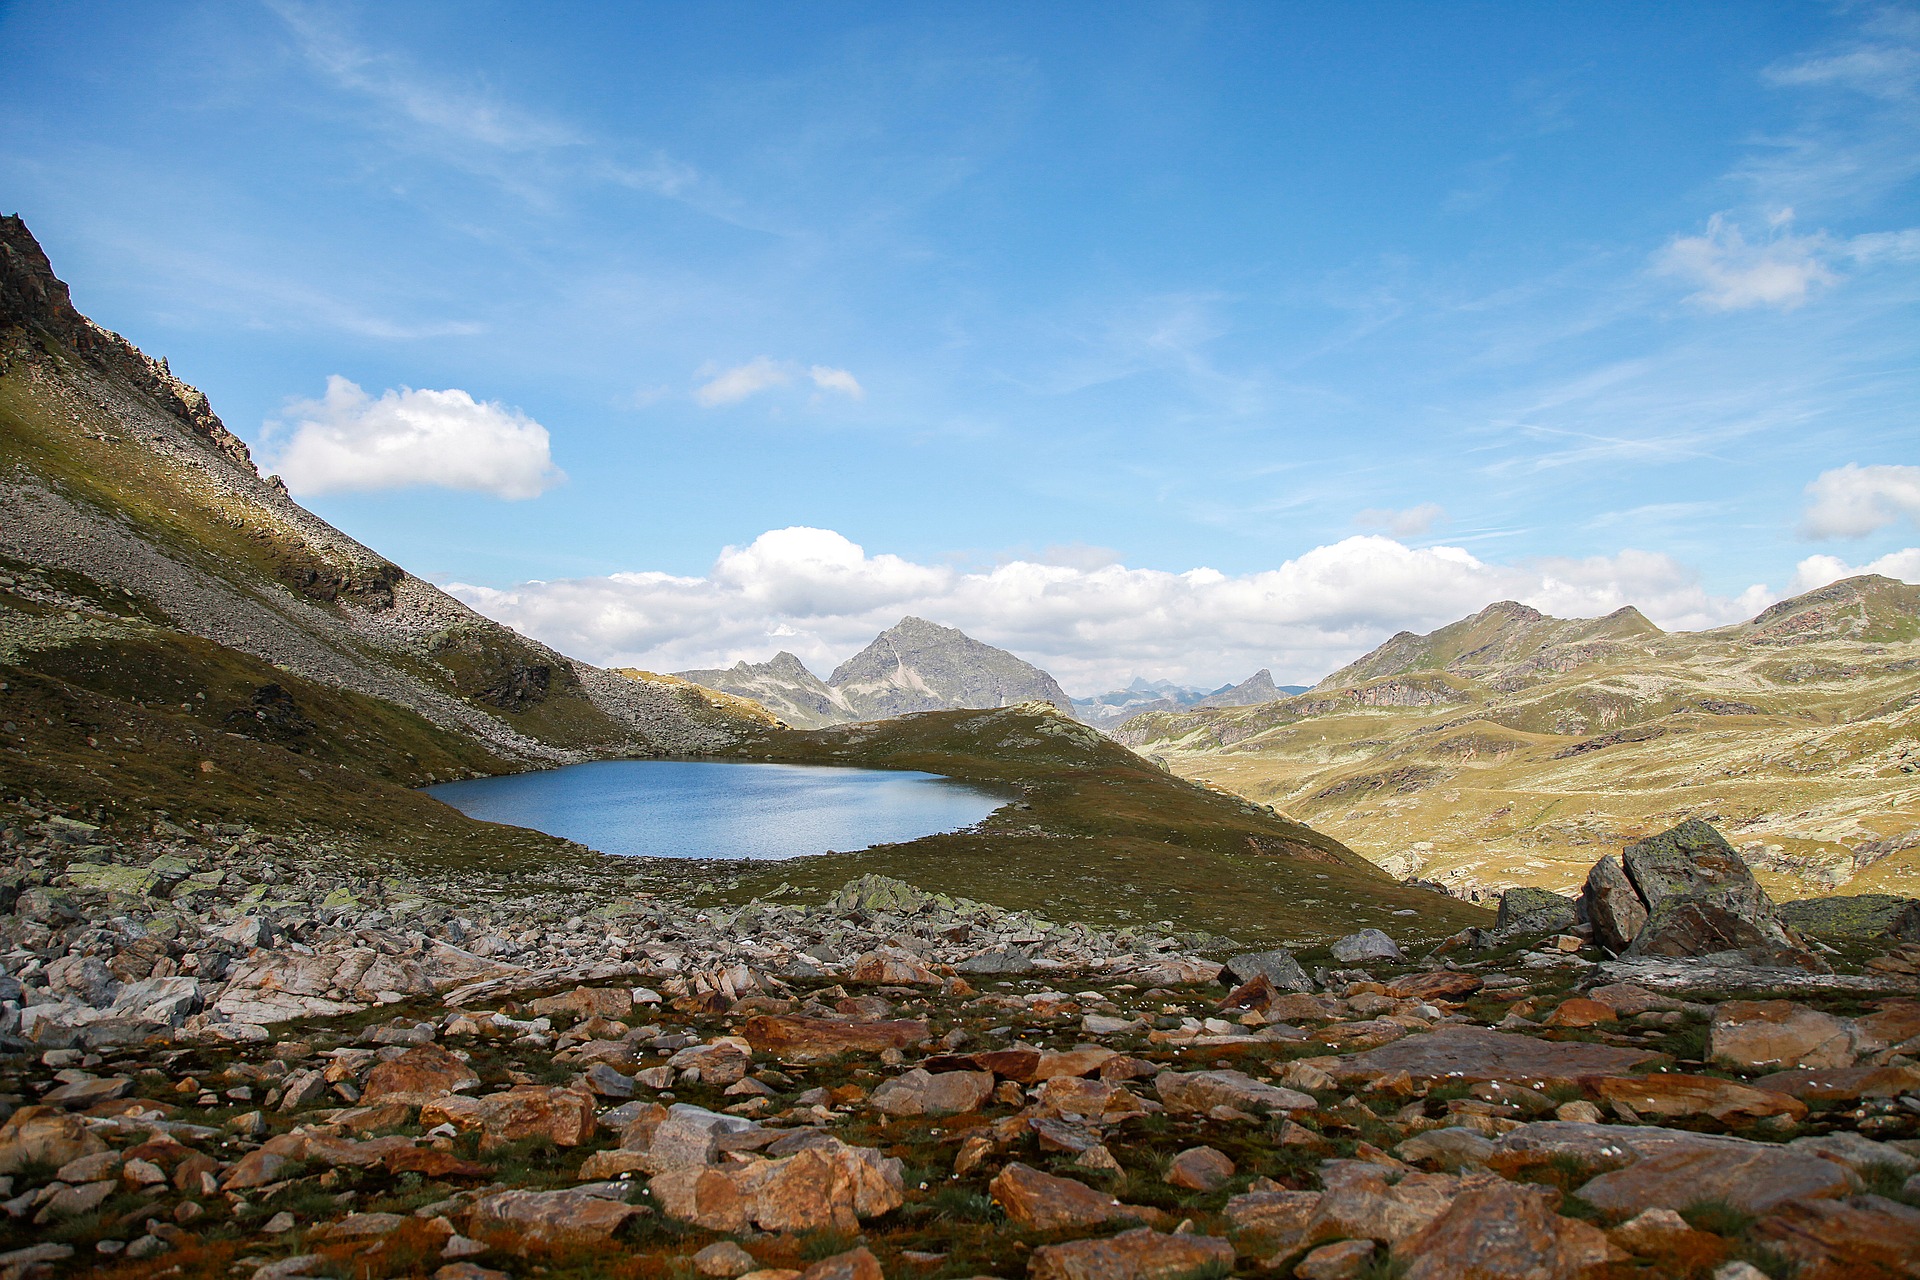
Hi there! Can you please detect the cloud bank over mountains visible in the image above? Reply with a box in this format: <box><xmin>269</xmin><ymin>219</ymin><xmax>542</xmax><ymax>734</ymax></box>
<box><xmin>443</xmin><ymin>525</ymin><xmax>1908</xmax><ymax>695</ymax></box>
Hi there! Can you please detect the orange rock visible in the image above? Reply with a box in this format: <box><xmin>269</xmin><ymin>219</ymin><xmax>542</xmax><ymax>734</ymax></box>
<box><xmin>465</xmin><ymin>1187</ymin><xmax>643</xmax><ymax>1250</ymax></box>
<box><xmin>1334</xmin><ymin>1026</ymin><xmax>1658</xmax><ymax>1088</ymax></box>
<box><xmin>1709</xmin><ymin>1000</ymin><xmax>1855</xmax><ymax>1071</ymax></box>
<box><xmin>740</xmin><ymin>1015</ymin><xmax>930</xmax><ymax>1063</ymax></box>
<box><xmin>868</xmin><ymin>1069</ymin><xmax>993</xmax><ymax>1117</ymax></box>
<box><xmin>1400</xmin><ymin>1176</ymin><xmax>1625</xmax><ymax>1279</ymax></box>
<box><xmin>1543</xmin><ymin>998</ymin><xmax>1616</xmax><ymax>1028</ymax></box>
<box><xmin>1752</xmin><ymin>1065</ymin><xmax>1920</xmax><ymax>1101</ymax></box>
<box><xmin>433</xmin><ymin>1086</ymin><xmax>596</xmax><ymax>1151</ymax></box>
<box><xmin>989</xmin><ymin>1162</ymin><xmax>1136</xmax><ymax>1231</ymax></box>
<box><xmin>964</xmin><ymin>1047</ymin><xmax>1116</xmax><ymax>1082</ymax></box>
<box><xmin>847</xmin><ymin>949</ymin><xmax>938</xmax><ymax>985</ymax></box>
<box><xmin>528</xmin><ymin>986</ymin><xmax>634</xmax><ymax>1021</ymax></box>
<box><xmin>1752</xmin><ymin>1193</ymin><xmax>1920</xmax><ymax>1280</ymax></box>
<box><xmin>797</xmin><ymin>1247</ymin><xmax>883</xmax><ymax>1280</ymax></box>
<box><xmin>362</xmin><ymin>1045</ymin><xmax>481</xmax><ymax>1103</ymax></box>
<box><xmin>1165</xmin><ymin>1145</ymin><xmax>1234</xmax><ymax>1191</ymax></box>
<box><xmin>649</xmin><ymin>1138</ymin><xmax>905</xmax><ymax>1234</ymax></box>
<box><xmin>1028</xmin><ymin>1228</ymin><xmax>1233</xmax><ymax>1280</ymax></box>
<box><xmin>1853</xmin><ymin>998</ymin><xmax>1920</xmax><ymax>1056</ymax></box>
<box><xmin>1384</xmin><ymin>972</ymin><xmax>1485</xmax><ymax>1002</ymax></box>
<box><xmin>1591</xmin><ymin>1073</ymin><xmax>1808</xmax><ymax>1123</ymax></box>
<box><xmin>0</xmin><ymin>1105</ymin><xmax>108</xmax><ymax>1173</ymax></box>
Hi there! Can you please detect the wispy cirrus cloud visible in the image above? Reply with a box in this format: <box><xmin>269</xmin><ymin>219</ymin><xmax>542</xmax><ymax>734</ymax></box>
<box><xmin>694</xmin><ymin>358</ymin><xmax>865</xmax><ymax>407</ymax></box>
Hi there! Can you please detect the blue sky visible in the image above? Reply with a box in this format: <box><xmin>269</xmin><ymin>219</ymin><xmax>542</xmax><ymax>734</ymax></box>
<box><xmin>5</xmin><ymin>2</ymin><xmax>1918</xmax><ymax>690</ymax></box>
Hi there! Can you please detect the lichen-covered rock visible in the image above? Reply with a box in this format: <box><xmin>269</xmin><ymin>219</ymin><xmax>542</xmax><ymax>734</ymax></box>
<box><xmin>1330</xmin><ymin>929</ymin><xmax>1403</xmax><ymax>963</ymax></box>
<box><xmin>1027</xmin><ymin>1228</ymin><xmax>1233</xmax><ymax>1280</ymax></box>
<box><xmin>1582</xmin><ymin>855</ymin><xmax>1648</xmax><ymax>953</ymax></box>
<box><xmin>1494</xmin><ymin>887</ymin><xmax>1578</xmax><ymax>937</ymax></box>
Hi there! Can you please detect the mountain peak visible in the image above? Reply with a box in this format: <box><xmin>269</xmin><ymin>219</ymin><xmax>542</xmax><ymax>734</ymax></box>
<box><xmin>827</xmin><ymin>618</ymin><xmax>1072</xmax><ymax>718</ymax></box>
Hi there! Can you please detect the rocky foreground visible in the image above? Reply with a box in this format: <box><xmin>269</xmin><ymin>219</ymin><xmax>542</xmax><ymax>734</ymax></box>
<box><xmin>5</xmin><ymin>818</ymin><xmax>1920</xmax><ymax>1279</ymax></box>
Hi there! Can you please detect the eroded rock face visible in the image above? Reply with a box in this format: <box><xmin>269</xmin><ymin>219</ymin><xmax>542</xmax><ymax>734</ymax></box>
<box><xmin>1494</xmin><ymin>887</ymin><xmax>1578</xmax><ymax>938</ymax></box>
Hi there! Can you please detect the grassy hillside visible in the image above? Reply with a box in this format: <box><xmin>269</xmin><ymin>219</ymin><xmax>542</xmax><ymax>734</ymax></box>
<box><xmin>1119</xmin><ymin>581</ymin><xmax>1920</xmax><ymax>906</ymax></box>
<box><xmin>706</xmin><ymin>704</ymin><xmax>1490</xmax><ymax>945</ymax></box>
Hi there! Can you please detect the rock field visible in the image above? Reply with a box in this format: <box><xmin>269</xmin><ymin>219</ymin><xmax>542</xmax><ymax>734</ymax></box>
<box><xmin>5</xmin><ymin>814</ymin><xmax>1920</xmax><ymax>1280</ymax></box>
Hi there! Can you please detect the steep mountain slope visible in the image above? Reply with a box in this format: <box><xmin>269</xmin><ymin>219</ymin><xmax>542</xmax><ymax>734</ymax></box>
<box><xmin>828</xmin><ymin>617</ymin><xmax>1075</xmax><ymax>719</ymax></box>
<box><xmin>1118</xmin><ymin>581</ymin><xmax>1920</xmax><ymax>906</ymax></box>
<box><xmin>0</xmin><ymin>215</ymin><xmax>768</xmax><ymax>854</ymax></box>
<box><xmin>673</xmin><ymin>651</ymin><xmax>856</xmax><ymax>729</ymax></box>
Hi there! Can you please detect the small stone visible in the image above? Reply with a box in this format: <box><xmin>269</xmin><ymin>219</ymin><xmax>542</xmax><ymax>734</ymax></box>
<box><xmin>263</xmin><ymin>1212</ymin><xmax>296</xmax><ymax>1233</ymax></box>
<box><xmin>1295</xmin><ymin>1238</ymin><xmax>1376</xmax><ymax>1280</ymax></box>
<box><xmin>694</xmin><ymin>1241</ymin><xmax>759</xmax><ymax>1278</ymax></box>
<box><xmin>1165</xmin><ymin>1145</ymin><xmax>1234</xmax><ymax>1191</ymax></box>
<box><xmin>1330</xmin><ymin>929</ymin><xmax>1403</xmax><ymax>964</ymax></box>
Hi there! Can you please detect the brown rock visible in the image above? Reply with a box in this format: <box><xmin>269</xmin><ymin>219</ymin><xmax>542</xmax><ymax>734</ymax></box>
<box><xmin>1854</xmin><ymin>998</ymin><xmax>1920</xmax><ymax>1055</ymax></box>
<box><xmin>798</xmin><ymin>1247</ymin><xmax>883</xmax><ymax>1280</ymax></box>
<box><xmin>466</xmin><ymin>1187</ymin><xmax>643</xmax><ymax>1249</ymax></box>
<box><xmin>1294</xmin><ymin>1239</ymin><xmax>1377</xmax><ymax>1280</ymax></box>
<box><xmin>1304</xmin><ymin>1164</ymin><xmax>1465</xmax><ymax>1247</ymax></box>
<box><xmin>1027</xmin><ymin>1228</ymin><xmax>1233</xmax><ymax>1280</ymax></box>
<box><xmin>431</xmin><ymin>1086</ymin><xmax>596</xmax><ymax>1151</ymax></box>
<box><xmin>528</xmin><ymin>986</ymin><xmax>634</xmax><ymax>1021</ymax></box>
<box><xmin>694</xmin><ymin>1242</ymin><xmax>758</xmax><ymax>1278</ymax></box>
<box><xmin>1751</xmin><ymin>1193</ymin><xmax>1920</xmax><ymax>1280</ymax></box>
<box><xmin>959</xmin><ymin>1047</ymin><xmax>1117</xmax><ymax>1082</ymax></box>
<box><xmin>0</xmin><ymin>1105</ymin><xmax>108</xmax><ymax>1173</ymax></box>
<box><xmin>869</xmin><ymin>1068</ymin><xmax>994</xmax><ymax>1117</ymax></box>
<box><xmin>740</xmin><ymin>1015</ymin><xmax>930</xmax><ymax>1063</ymax></box>
<box><xmin>1310</xmin><ymin>1018</ymin><xmax>1408</xmax><ymax>1050</ymax></box>
<box><xmin>386</xmin><ymin>1147</ymin><xmax>491</xmax><ymax>1179</ymax></box>
<box><xmin>847</xmin><ymin>949</ymin><xmax>938</xmax><ymax>985</ymax></box>
<box><xmin>1224</xmin><ymin>1188</ymin><xmax>1322</xmax><ymax>1253</ymax></box>
<box><xmin>1574</xmin><ymin>1137</ymin><xmax>1854</xmax><ymax>1216</ymax></box>
<box><xmin>989</xmin><ymin>1162</ymin><xmax>1136</xmax><ymax>1231</ymax></box>
<box><xmin>1590</xmin><ymin>1073</ymin><xmax>1808</xmax><ymax>1122</ymax></box>
<box><xmin>668</xmin><ymin>1041</ymin><xmax>752</xmax><ymax>1086</ymax></box>
<box><xmin>1543</xmin><ymin>998</ymin><xmax>1616</xmax><ymax>1028</ymax></box>
<box><xmin>1400</xmin><ymin>1176</ymin><xmax>1624</xmax><ymax>1279</ymax></box>
<box><xmin>221</xmin><ymin>1133</ymin><xmax>308</xmax><ymax>1189</ymax></box>
<box><xmin>1164</xmin><ymin>1145</ymin><xmax>1234</xmax><ymax>1191</ymax></box>
<box><xmin>649</xmin><ymin>1137</ymin><xmax>905</xmax><ymax>1234</ymax></box>
<box><xmin>362</xmin><ymin>1045</ymin><xmax>481</xmax><ymax>1103</ymax></box>
<box><xmin>1582</xmin><ymin>982</ymin><xmax>1682</xmax><ymax>1018</ymax></box>
<box><xmin>1384</xmin><ymin>972</ymin><xmax>1485</xmax><ymax>1002</ymax></box>
<box><xmin>1710</xmin><ymin>1000</ymin><xmax>1856</xmax><ymax>1071</ymax></box>
<box><xmin>1334</xmin><ymin>1026</ymin><xmax>1658</xmax><ymax>1088</ymax></box>
<box><xmin>1154</xmin><ymin>1069</ymin><xmax>1314</xmax><ymax>1115</ymax></box>
<box><xmin>1752</xmin><ymin>1065</ymin><xmax>1920</xmax><ymax>1101</ymax></box>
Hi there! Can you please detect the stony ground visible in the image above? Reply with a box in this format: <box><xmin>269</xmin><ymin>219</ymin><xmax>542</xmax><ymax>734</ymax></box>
<box><xmin>7</xmin><ymin>818</ymin><xmax>1920</xmax><ymax>1280</ymax></box>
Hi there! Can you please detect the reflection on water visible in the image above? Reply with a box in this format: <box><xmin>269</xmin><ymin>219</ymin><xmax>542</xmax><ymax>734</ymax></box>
<box><xmin>423</xmin><ymin>759</ymin><xmax>1002</xmax><ymax>861</ymax></box>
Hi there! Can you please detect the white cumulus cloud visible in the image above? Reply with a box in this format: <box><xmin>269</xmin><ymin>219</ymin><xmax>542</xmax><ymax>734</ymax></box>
<box><xmin>267</xmin><ymin>376</ymin><xmax>563</xmax><ymax>499</ymax></box>
<box><xmin>447</xmin><ymin>527</ymin><xmax>1781</xmax><ymax>695</ymax></box>
<box><xmin>1800</xmin><ymin>463</ymin><xmax>1920</xmax><ymax>538</ymax></box>
<box><xmin>1791</xmin><ymin>547</ymin><xmax>1920</xmax><ymax>593</ymax></box>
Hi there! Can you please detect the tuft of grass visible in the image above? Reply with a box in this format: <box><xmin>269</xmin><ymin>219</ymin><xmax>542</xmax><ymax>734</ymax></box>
<box><xmin>1682</xmin><ymin>1199</ymin><xmax>1757</xmax><ymax>1238</ymax></box>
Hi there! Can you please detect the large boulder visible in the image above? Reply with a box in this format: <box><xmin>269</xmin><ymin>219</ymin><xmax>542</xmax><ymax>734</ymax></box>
<box><xmin>740</xmin><ymin>1015</ymin><xmax>930</xmax><ymax>1063</ymax></box>
<box><xmin>362</xmin><ymin>1045</ymin><xmax>481</xmax><ymax>1103</ymax></box>
<box><xmin>1494</xmin><ymin>888</ymin><xmax>1578</xmax><ymax>937</ymax></box>
<box><xmin>648</xmin><ymin>1137</ymin><xmax>904</xmax><ymax>1233</ymax></box>
<box><xmin>1330</xmin><ymin>929</ymin><xmax>1404</xmax><ymax>964</ymax></box>
<box><xmin>1710</xmin><ymin>1000</ymin><xmax>1857</xmax><ymax>1071</ymax></box>
<box><xmin>868</xmin><ymin>1068</ymin><xmax>994</xmax><ymax>1117</ymax></box>
<box><xmin>1620</xmin><ymin>821</ymin><xmax>1798</xmax><ymax>960</ymax></box>
<box><xmin>1028</xmin><ymin>1228</ymin><xmax>1233</xmax><ymax>1280</ymax></box>
<box><xmin>1581</xmin><ymin>856</ymin><xmax>1648</xmax><ymax>954</ymax></box>
<box><xmin>1223</xmin><ymin>948</ymin><xmax>1315</xmax><ymax>992</ymax></box>
<box><xmin>989</xmin><ymin>1163</ymin><xmax>1137</xmax><ymax>1231</ymax></box>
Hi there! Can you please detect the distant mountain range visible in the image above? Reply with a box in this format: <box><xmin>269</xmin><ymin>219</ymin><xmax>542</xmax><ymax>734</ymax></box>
<box><xmin>1071</xmin><ymin>670</ymin><xmax>1309</xmax><ymax>730</ymax></box>
<box><xmin>1116</xmin><ymin>576</ymin><xmax>1920</xmax><ymax>905</ymax></box>
<box><xmin>680</xmin><ymin>622</ymin><xmax>1306</xmax><ymax>732</ymax></box>
<box><xmin>676</xmin><ymin>617</ymin><xmax>1073</xmax><ymax>728</ymax></box>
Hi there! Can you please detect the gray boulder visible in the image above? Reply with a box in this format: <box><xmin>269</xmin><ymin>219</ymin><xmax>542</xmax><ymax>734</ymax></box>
<box><xmin>956</xmin><ymin>947</ymin><xmax>1035</xmax><ymax>976</ymax></box>
<box><xmin>1223</xmin><ymin>949</ymin><xmax>1315</xmax><ymax>993</ymax></box>
<box><xmin>1622</xmin><ymin>820</ymin><xmax>1776</xmax><ymax>927</ymax></box>
<box><xmin>1329</xmin><ymin>929</ymin><xmax>1403</xmax><ymax>964</ymax></box>
<box><xmin>1493</xmin><ymin>888</ymin><xmax>1578</xmax><ymax>937</ymax></box>
<box><xmin>1582</xmin><ymin>855</ymin><xmax>1649</xmax><ymax>954</ymax></box>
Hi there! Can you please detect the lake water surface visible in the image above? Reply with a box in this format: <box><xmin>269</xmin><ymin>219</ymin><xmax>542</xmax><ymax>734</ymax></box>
<box><xmin>423</xmin><ymin>759</ymin><xmax>1004</xmax><ymax>861</ymax></box>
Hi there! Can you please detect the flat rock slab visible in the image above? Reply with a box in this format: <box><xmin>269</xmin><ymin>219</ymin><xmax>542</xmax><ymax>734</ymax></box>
<box><xmin>1028</xmin><ymin>1227</ymin><xmax>1233</xmax><ymax>1280</ymax></box>
<box><xmin>1490</xmin><ymin>1121</ymin><xmax>1855</xmax><ymax>1217</ymax></box>
<box><xmin>1753</xmin><ymin>1065</ymin><xmax>1920</xmax><ymax>1101</ymax></box>
<box><xmin>1752</xmin><ymin>1193</ymin><xmax>1920</xmax><ymax>1280</ymax></box>
<box><xmin>739</xmin><ymin>1015</ymin><xmax>930</xmax><ymax>1063</ymax></box>
<box><xmin>1334</xmin><ymin>1026</ymin><xmax>1659</xmax><ymax>1087</ymax></box>
<box><xmin>1590</xmin><ymin>958</ymin><xmax>1920</xmax><ymax>996</ymax></box>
